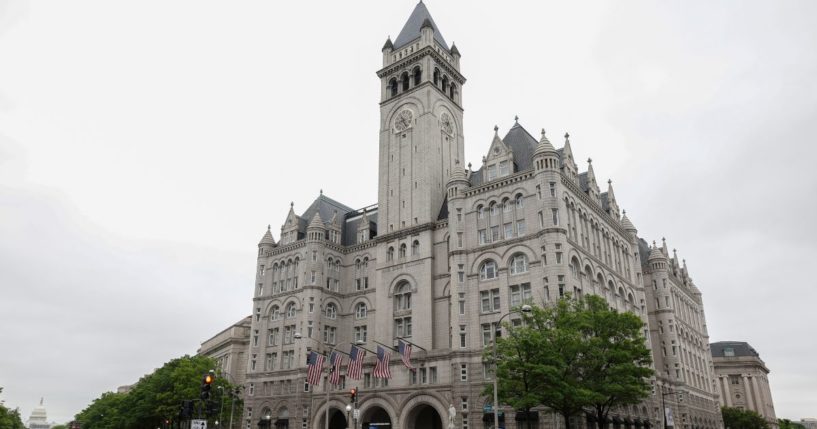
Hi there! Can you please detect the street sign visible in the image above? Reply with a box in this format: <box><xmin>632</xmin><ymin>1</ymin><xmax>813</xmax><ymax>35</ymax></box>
<box><xmin>354</xmin><ymin>409</ymin><xmax>360</xmax><ymax>419</ymax></box>
<box><xmin>192</xmin><ymin>419</ymin><xmax>208</xmax><ymax>429</ymax></box>
<box><xmin>483</xmin><ymin>404</ymin><xmax>493</xmax><ymax>413</ymax></box>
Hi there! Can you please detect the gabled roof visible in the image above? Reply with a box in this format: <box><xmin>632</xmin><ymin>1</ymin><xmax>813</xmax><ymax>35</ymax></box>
<box><xmin>393</xmin><ymin>1</ymin><xmax>450</xmax><ymax>51</ymax></box>
<box><xmin>502</xmin><ymin>122</ymin><xmax>539</xmax><ymax>172</ymax></box>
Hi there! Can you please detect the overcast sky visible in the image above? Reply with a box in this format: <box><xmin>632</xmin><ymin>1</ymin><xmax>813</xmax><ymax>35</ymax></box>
<box><xmin>1</xmin><ymin>0</ymin><xmax>816</xmax><ymax>424</ymax></box>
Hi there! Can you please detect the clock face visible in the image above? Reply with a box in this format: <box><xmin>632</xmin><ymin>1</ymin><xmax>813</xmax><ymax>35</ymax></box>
<box><xmin>440</xmin><ymin>112</ymin><xmax>453</xmax><ymax>135</ymax></box>
<box><xmin>394</xmin><ymin>109</ymin><xmax>414</xmax><ymax>132</ymax></box>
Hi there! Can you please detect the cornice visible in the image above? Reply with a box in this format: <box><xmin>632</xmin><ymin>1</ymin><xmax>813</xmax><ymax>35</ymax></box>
<box><xmin>377</xmin><ymin>45</ymin><xmax>466</xmax><ymax>85</ymax></box>
<box><xmin>561</xmin><ymin>174</ymin><xmax>629</xmax><ymax>238</ymax></box>
<box><xmin>464</xmin><ymin>170</ymin><xmax>534</xmax><ymax>197</ymax></box>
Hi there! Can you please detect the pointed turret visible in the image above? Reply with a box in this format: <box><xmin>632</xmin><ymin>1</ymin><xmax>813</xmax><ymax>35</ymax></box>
<box><xmin>606</xmin><ymin>179</ymin><xmax>621</xmax><ymax>218</ymax></box>
<box><xmin>533</xmin><ymin>128</ymin><xmax>559</xmax><ymax>174</ymax></box>
<box><xmin>621</xmin><ymin>210</ymin><xmax>637</xmax><ymax>232</ymax></box>
<box><xmin>382</xmin><ymin>37</ymin><xmax>394</xmax><ymax>51</ymax></box>
<box><xmin>393</xmin><ymin>1</ymin><xmax>449</xmax><ymax>51</ymax></box>
<box><xmin>258</xmin><ymin>225</ymin><xmax>276</xmax><ymax>248</ymax></box>
<box><xmin>661</xmin><ymin>237</ymin><xmax>669</xmax><ymax>256</ymax></box>
<box><xmin>560</xmin><ymin>132</ymin><xmax>579</xmax><ymax>183</ymax></box>
<box><xmin>648</xmin><ymin>241</ymin><xmax>667</xmax><ymax>262</ymax></box>
<box><xmin>534</xmin><ymin>129</ymin><xmax>557</xmax><ymax>155</ymax></box>
<box><xmin>446</xmin><ymin>160</ymin><xmax>470</xmax><ymax>200</ymax></box>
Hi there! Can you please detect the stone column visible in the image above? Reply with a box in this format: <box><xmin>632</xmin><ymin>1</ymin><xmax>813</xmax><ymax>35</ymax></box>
<box><xmin>751</xmin><ymin>376</ymin><xmax>764</xmax><ymax>418</ymax></box>
<box><xmin>742</xmin><ymin>375</ymin><xmax>755</xmax><ymax>411</ymax></box>
<box><xmin>722</xmin><ymin>376</ymin><xmax>732</xmax><ymax>407</ymax></box>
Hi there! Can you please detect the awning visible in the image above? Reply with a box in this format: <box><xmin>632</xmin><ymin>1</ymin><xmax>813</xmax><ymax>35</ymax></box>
<box><xmin>514</xmin><ymin>411</ymin><xmax>539</xmax><ymax>421</ymax></box>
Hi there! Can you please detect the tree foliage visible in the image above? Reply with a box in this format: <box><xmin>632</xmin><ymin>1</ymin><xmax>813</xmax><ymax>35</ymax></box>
<box><xmin>721</xmin><ymin>407</ymin><xmax>770</xmax><ymax>429</ymax></box>
<box><xmin>486</xmin><ymin>296</ymin><xmax>653</xmax><ymax>429</ymax></box>
<box><xmin>779</xmin><ymin>419</ymin><xmax>806</xmax><ymax>429</ymax></box>
<box><xmin>75</xmin><ymin>355</ymin><xmax>242</xmax><ymax>429</ymax></box>
<box><xmin>0</xmin><ymin>387</ymin><xmax>27</xmax><ymax>429</ymax></box>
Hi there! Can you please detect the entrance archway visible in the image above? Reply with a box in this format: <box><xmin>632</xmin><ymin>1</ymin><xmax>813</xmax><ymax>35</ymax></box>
<box><xmin>404</xmin><ymin>404</ymin><xmax>443</xmax><ymax>429</ymax></box>
<box><xmin>360</xmin><ymin>406</ymin><xmax>392</xmax><ymax>429</ymax></box>
<box><xmin>328</xmin><ymin>409</ymin><xmax>348</xmax><ymax>429</ymax></box>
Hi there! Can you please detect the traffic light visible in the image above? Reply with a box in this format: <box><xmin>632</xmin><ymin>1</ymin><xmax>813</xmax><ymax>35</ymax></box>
<box><xmin>349</xmin><ymin>387</ymin><xmax>357</xmax><ymax>402</ymax></box>
<box><xmin>201</xmin><ymin>370</ymin><xmax>215</xmax><ymax>400</ymax></box>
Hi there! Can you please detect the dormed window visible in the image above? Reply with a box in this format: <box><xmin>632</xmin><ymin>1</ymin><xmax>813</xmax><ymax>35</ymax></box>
<box><xmin>355</xmin><ymin>303</ymin><xmax>368</xmax><ymax>319</ymax></box>
<box><xmin>325</xmin><ymin>303</ymin><xmax>337</xmax><ymax>319</ymax></box>
<box><xmin>509</xmin><ymin>254</ymin><xmax>528</xmax><ymax>275</ymax></box>
<box><xmin>479</xmin><ymin>260</ymin><xmax>498</xmax><ymax>280</ymax></box>
<box><xmin>394</xmin><ymin>282</ymin><xmax>412</xmax><ymax>310</ymax></box>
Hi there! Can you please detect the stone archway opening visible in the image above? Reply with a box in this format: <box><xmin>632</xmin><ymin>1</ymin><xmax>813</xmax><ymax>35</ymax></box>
<box><xmin>328</xmin><ymin>408</ymin><xmax>348</xmax><ymax>429</ymax></box>
<box><xmin>405</xmin><ymin>404</ymin><xmax>443</xmax><ymax>429</ymax></box>
<box><xmin>360</xmin><ymin>406</ymin><xmax>392</xmax><ymax>429</ymax></box>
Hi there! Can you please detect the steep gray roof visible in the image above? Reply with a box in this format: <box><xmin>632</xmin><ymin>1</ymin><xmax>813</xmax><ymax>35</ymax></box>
<box><xmin>301</xmin><ymin>194</ymin><xmax>354</xmax><ymax>226</ymax></box>
<box><xmin>393</xmin><ymin>1</ymin><xmax>450</xmax><ymax>50</ymax></box>
<box><xmin>502</xmin><ymin>122</ymin><xmax>538</xmax><ymax>172</ymax></box>
<box><xmin>600</xmin><ymin>192</ymin><xmax>609</xmax><ymax>211</ymax></box>
<box><xmin>343</xmin><ymin>208</ymin><xmax>378</xmax><ymax>246</ymax></box>
<box><xmin>637</xmin><ymin>238</ymin><xmax>651</xmax><ymax>265</ymax></box>
<box><xmin>711</xmin><ymin>341</ymin><xmax>761</xmax><ymax>358</ymax></box>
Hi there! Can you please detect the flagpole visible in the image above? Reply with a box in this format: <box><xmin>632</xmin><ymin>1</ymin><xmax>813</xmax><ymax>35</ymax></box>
<box><xmin>372</xmin><ymin>340</ymin><xmax>398</xmax><ymax>352</ymax></box>
<box><xmin>395</xmin><ymin>337</ymin><xmax>427</xmax><ymax>351</ymax></box>
<box><xmin>349</xmin><ymin>342</ymin><xmax>375</xmax><ymax>354</ymax></box>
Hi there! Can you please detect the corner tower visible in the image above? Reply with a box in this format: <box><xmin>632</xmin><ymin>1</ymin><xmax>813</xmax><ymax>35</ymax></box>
<box><xmin>377</xmin><ymin>2</ymin><xmax>465</xmax><ymax>232</ymax></box>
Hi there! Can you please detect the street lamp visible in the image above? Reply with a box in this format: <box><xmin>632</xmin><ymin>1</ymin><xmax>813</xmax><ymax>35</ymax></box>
<box><xmin>492</xmin><ymin>304</ymin><xmax>533</xmax><ymax>429</ymax></box>
<box><xmin>658</xmin><ymin>384</ymin><xmax>683</xmax><ymax>429</ymax></box>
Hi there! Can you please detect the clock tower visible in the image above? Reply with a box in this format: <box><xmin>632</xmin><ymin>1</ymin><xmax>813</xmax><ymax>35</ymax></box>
<box><xmin>376</xmin><ymin>1</ymin><xmax>465</xmax><ymax>232</ymax></box>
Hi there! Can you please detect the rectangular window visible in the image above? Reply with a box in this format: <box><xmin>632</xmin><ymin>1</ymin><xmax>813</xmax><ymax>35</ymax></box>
<box><xmin>251</xmin><ymin>355</ymin><xmax>257</xmax><ymax>371</ymax></box>
<box><xmin>323</xmin><ymin>326</ymin><xmax>337</xmax><ymax>344</ymax></box>
<box><xmin>504</xmin><ymin>223</ymin><xmax>513</xmax><ymax>239</ymax></box>
<box><xmin>364</xmin><ymin>373</ymin><xmax>372</xmax><ymax>388</ymax></box>
<box><xmin>490</xmin><ymin>226</ymin><xmax>500</xmax><ymax>242</ymax></box>
<box><xmin>457</xmin><ymin>209</ymin><xmax>462</xmax><ymax>222</ymax></box>
<box><xmin>410</xmin><ymin>369</ymin><xmax>418</xmax><ymax>385</ymax></box>
<box><xmin>498</xmin><ymin>160</ymin><xmax>509</xmax><ymax>177</ymax></box>
<box><xmin>460</xmin><ymin>364</ymin><xmax>468</xmax><ymax>381</ymax></box>
<box><xmin>558</xmin><ymin>275</ymin><xmax>565</xmax><ymax>298</ymax></box>
<box><xmin>458</xmin><ymin>293</ymin><xmax>466</xmax><ymax>315</ymax></box>
<box><xmin>420</xmin><ymin>367</ymin><xmax>428</xmax><ymax>384</ymax></box>
<box><xmin>487</xmin><ymin>164</ymin><xmax>497</xmax><ymax>181</ymax></box>
<box><xmin>461</xmin><ymin>397</ymin><xmax>469</xmax><ymax>411</ymax></box>
<box><xmin>253</xmin><ymin>330</ymin><xmax>259</xmax><ymax>346</ymax></box>
<box><xmin>552</xmin><ymin>208</ymin><xmax>559</xmax><ymax>225</ymax></box>
<box><xmin>549</xmin><ymin>182</ymin><xmax>556</xmax><ymax>196</ymax></box>
<box><xmin>429</xmin><ymin>366</ymin><xmax>437</xmax><ymax>383</ymax></box>
<box><xmin>459</xmin><ymin>325</ymin><xmax>467</xmax><ymax>348</ymax></box>
<box><xmin>356</xmin><ymin>279</ymin><xmax>362</xmax><ymax>291</ymax></box>
<box><xmin>480</xmin><ymin>290</ymin><xmax>500</xmax><ymax>313</ymax></box>
<box><xmin>556</xmin><ymin>252</ymin><xmax>562</xmax><ymax>264</ymax></box>
<box><xmin>249</xmin><ymin>383</ymin><xmax>255</xmax><ymax>396</ymax></box>
<box><xmin>458</xmin><ymin>271</ymin><xmax>465</xmax><ymax>283</ymax></box>
<box><xmin>478</xmin><ymin>229</ymin><xmax>487</xmax><ymax>245</ymax></box>
<box><xmin>538</xmin><ymin>211</ymin><xmax>544</xmax><ymax>227</ymax></box>
<box><xmin>311</xmin><ymin>271</ymin><xmax>316</xmax><ymax>284</ymax></box>
<box><xmin>457</xmin><ymin>232</ymin><xmax>463</xmax><ymax>248</ymax></box>
<box><xmin>516</xmin><ymin>220</ymin><xmax>526</xmax><ymax>236</ymax></box>
<box><xmin>482</xmin><ymin>323</ymin><xmax>492</xmax><ymax>346</ymax></box>
<box><xmin>395</xmin><ymin>317</ymin><xmax>413</xmax><ymax>337</ymax></box>
<box><xmin>354</xmin><ymin>325</ymin><xmax>368</xmax><ymax>343</ymax></box>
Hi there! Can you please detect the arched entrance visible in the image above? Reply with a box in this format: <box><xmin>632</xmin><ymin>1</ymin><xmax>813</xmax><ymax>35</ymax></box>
<box><xmin>404</xmin><ymin>404</ymin><xmax>443</xmax><ymax>429</ymax></box>
<box><xmin>328</xmin><ymin>408</ymin><xmax>348</xmax><ymax>429</ymax></box>
<box><xmin>360</xmin><ymin>406</ymin><xmax>392</xmax><ymax>429</ymax></box>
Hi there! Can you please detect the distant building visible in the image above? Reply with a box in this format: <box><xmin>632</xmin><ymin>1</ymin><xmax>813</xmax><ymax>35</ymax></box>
<box><xmin>26</xmin><ymin>398</ymin><xmax>52</xmax><ymax>429</ymax></box>
<box><xmin>198</xmin><ymin>316</ymin><xmax>252</xmax><ymax>387</ymax></box>
<box><xmin>116</xmin><ymin>384</ymin><xmax>134</xmax><ymax>394</ymax></box>
<box><xmin>711</xmin><ymin>341</ymin><xmax>777</xmax><ymax>427</ymax></box>
<box><xmin>800</xmin><ymin>418</ymin><xmax>817</xmax><ymax>429</ymax></box>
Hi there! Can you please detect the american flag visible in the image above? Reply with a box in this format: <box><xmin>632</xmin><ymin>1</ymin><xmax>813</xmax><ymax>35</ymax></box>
<box><xmin>328</xmin><ymin>351</ymin><xmax>344</xmax><ymax>385</ymax></box>
<box><xmin>373</xmin><ymin>346</ymin><xmax>392</xmax><ymax>379</ymax></box>
<box><xmin>306</xmin><ymin>351</ymin><xmax>325</xmax><ymax>385</ymax></box>
<box><xmin>398</xmin><ymin>340</ymin><xmax>414</xmax><ymax>370</ymax></box>
<box><xmin>347</xmin><ymin>346</ymin><xmax>365</xmax><ymax>380</ymax></box>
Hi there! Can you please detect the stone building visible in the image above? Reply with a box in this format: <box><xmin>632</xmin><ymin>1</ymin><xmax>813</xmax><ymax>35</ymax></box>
<box><xmin>199</xmin><ymin>316</ymin><xmax>253</xmax><ymax>388</ymax></box>
<box><xmin>242</xmin><ymin>3</ymin><xmax>722</xmax><ymax>429</ymax></box>
<box><xmin>26</xmin><ymin>398</ymin><xmax>52</xmax><ymax>429</ymax></box>
<box><xmin>711</xmin><ymin>341</ymin><xmax>777</xmax><ymax>427</ymax></box>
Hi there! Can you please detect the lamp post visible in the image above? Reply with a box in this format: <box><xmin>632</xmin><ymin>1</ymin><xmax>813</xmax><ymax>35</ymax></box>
<box><xmin>492</xmin><ymin>305</ymin><xmax>532</xmax><ymax>429</ymax></box>
<box><xmin>659</xmin><ymin>384</ymin><xmax>683</xmax><ymax>429</ymax></box>
<box><xmin>345</xmin><ymin>404</ymin><xmax>352</xmax><ymax>429</ymax></box>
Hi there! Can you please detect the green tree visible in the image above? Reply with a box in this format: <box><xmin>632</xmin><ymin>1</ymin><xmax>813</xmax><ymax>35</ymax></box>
<box><xmin>578</xmin><ymin>295</ymin><xmax>654</xmax><ymax>428</ymax></box>
<box><xmin>51</xmin><ymin>425</ymin><xmax>68</xmax><ymax>429</ymax></box>
<box><xmin>0</xmin><ymin>387</ymin><xmax>27</xmax><ymax>429</ymax></box>
<box><xmin>487</xmin><ymin>296</ymin><xmax>654</xmax><ymax>429</ymax></box>
<box><xmin>779</xmin><ymin>419</ymin><xmax>806</xmax><ymax>429</ymax></box>
<box><xmin>721</xmin><ymin>406</ymin><xmax>769</xmax><ymax>429</ymax></box>
<box><xmin>75</xmin><ymin>355</ymin><xmax>238</xmax><ymax>429</ymax></box>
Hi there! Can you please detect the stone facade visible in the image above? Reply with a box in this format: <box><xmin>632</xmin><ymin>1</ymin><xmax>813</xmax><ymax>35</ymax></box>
<box><xmin>711</xmin><ymin>341</ymin><xmax>777</xmax><ymax>428</ymax></box>
<box><xmin>198</xmin><ymin>316</ymin><xmax>253</xmax><ymax>388</ymax></box>
<box><xmin>241</xmin><ymin>3</ymin><xmax>722</xmax><ymax>429</ymax></box>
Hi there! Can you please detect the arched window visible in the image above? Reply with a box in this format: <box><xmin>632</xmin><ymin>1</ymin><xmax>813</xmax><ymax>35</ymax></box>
<box><xmin>570</xmin><ymin>257</ymin><xmax>580</xmax><ymax>279</ymax></box>
<box><xmin>355</xmin><ymin>259</ymin><xmax>361</xmax><ymax>271</ymax></box>
<box><xmin>502</xmin><ymin>198</ymin><xmax>511</xmax><ymax>213</ymax></box>
<box><xmin>510</xmin><ymin>254</ymin><xmax>528</xmax><ymax>275</ymax></box>
<box><xmin>394</xmin><ymin>282</ymin><xmax>412</xmax><ymax>310</ymax></box>
<box><xmin>271</xmin><ymin>305</ymin><xmax>281</xmax><ymax>321</ymax></box>
<box><xmin>401</xmin><ymin>72</ymin><xmax>410</xmax><ymax>91</ymax></box>
<box><xmin>389</xmin><ymin>78</ymin><xmax>398</xmax><ymax>97</ymax></box>
<box><xmin>355</xmin><ymin>303</ymin><xmax>368</xmax><ymax>319</ymax></box>
<box><xmin>442</xmin><ymin>75</ymin><xmax>449</xmax><ymax>93</ymax></box>
<box><xmin>387</xmin><ymin>247</ymin><xmax>394</xmax><ymax>261</ymax></box>
<box><xmin>449</xmin><ymin>83</ymin><xmax>456</xmax><ymax>100</ymax></box>
<box><xmin>433</xmin><ymin>68</ymin><xmax>440</xmax><ymax>86</ymax></box>
<box><xmin>477</xmin><ymin>205</ymin><xmax>485</xmax><ymax>219</ymax></box>
<box><xmin>489</xmin><ymin>202</ymin><xmax>498</xmax><ymax>216</ymax></box>
<box><xmin>516</xmin><ymin>194</ymin><xmax>524</xmax><ymax>208</ymax></box>
<box><xmin>285</xmin><ymin>303</ymin><xmax>296</xmax><ymax>318</ymax></box>
<box><xmin>325</xmin><ymin>303</ymin><xmax>337</xmax><ymax>319</ymax></box>
<box><xmin>412</xmin><ymin>240</ymin><xmax>419</xmax><ymax>256</ymax></box>
<box><xmin>480</xmin><ymin>260</ymin><xmax>498</xmax><ymax>280</ymax></box>
<box><xmin>399</xmin><ymin>243</ymin><xmax>407</xmax><ymax>258</ymax></box>
<box><xmin>413</xmin><ymin>66</ymin><xmax>422</xmax><ymax>86</ymax></box>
